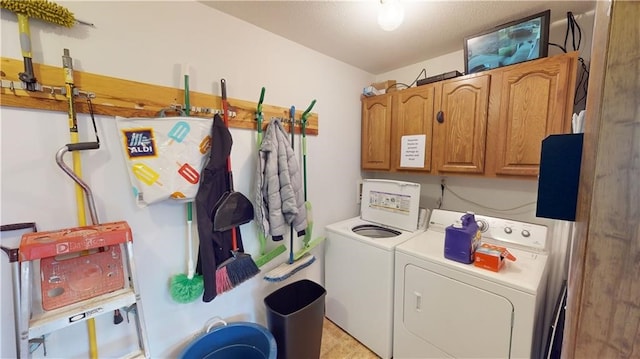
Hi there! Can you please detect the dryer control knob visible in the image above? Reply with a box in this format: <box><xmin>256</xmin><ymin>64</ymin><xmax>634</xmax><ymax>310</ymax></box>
<box><xmin>476</xmin><ymin>219</ymin><xmax>489</xmax><ymax>232</ymax></box>
<box><xmin>504</xmin><ymin>227</ymin><xmax>513</xmax><ymax>234</ymax></box>
<box><xmin>521</xmin><ymin>230</ymin><xmax>531</xmax><ymax>237</ymax></box>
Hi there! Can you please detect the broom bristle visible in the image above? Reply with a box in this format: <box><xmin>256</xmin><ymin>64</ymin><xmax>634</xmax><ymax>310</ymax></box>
<box><xmin>1</xmin><ymin>0</ymin><xmax>75</xmax><ymax>27</ymax></box>
<box><xmin>215</xmin><ymin>252</ymin><xmax>260</xmax><ymax>295</ymax></box>
<box><xmin>170</xmin><ymin>273</ymin><xmax>204</xmax><ymax>303</ymax></box>
<box><xmin>226</xmin><ymin>252</ymin><xmax>260</xmax><ymax>285</ymax></box>
<box><xmin>216</xmin><ymin>266</ymin><xmax>233</xmax><ymax>294</ymax></box>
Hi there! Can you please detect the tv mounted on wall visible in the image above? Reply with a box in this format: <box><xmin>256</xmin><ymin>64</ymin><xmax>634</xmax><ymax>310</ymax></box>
<box><xmin>464</xmin><ymin>9</ymin><xmax>550</xmax><ymax>74</ymax></box>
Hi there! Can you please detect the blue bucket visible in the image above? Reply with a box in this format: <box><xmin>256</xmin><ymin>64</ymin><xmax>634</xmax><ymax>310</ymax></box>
<box><xmin>179</xmin><ymin>320</ymin><xmax>277</xmax><ymax>359</ymax></box>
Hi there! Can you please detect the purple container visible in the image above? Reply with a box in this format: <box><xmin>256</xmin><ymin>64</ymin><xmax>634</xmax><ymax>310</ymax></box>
<box><xmin>444</xmin><ymin>212</ymin><xmax>479</xmax><ymax>264</ymax></box>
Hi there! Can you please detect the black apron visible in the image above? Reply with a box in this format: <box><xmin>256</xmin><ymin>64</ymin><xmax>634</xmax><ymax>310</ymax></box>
<box><xmin>195</xmin><ymin>114</ymin><xmax>244</xmax><ymax>302</ymax></box>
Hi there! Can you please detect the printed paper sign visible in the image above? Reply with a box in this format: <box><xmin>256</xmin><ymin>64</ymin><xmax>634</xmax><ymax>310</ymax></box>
<box><xmin>400</xmin><ymin>135</ymin><xmax>426</xmax><ymax>168</ymax></box>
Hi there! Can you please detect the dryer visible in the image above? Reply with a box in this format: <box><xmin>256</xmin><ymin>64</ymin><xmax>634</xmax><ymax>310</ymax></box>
<box><xmin>394</xmin><ymin>209</ymin><xmax>549</xmax><ymax>359</ymax></box>
<box><xmin>325</xmin><ymin>179</ymin><xmax>427</xmax><ymax>359</ymax></box>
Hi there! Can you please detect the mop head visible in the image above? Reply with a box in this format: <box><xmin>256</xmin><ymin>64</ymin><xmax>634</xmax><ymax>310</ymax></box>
<box><xmin>170</xmin><ymin>273</ymin><xmax>204</xmax><ymax>303</ymax></box>
<box><xmin>263</xmin><ymin>254</ymin><xmax>316</xmax><ymax>282</ymax></box>
<box><xmin>1</xmin><ymin>0</ymin><xmax>75</xmax><ymax>27</ymax></box>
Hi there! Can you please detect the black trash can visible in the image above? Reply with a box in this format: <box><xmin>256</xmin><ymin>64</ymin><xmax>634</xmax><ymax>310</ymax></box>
<box><xmin>264</xmin><ymin>279</ymin><xmax>326</xmax><ymax>359</ymax></box>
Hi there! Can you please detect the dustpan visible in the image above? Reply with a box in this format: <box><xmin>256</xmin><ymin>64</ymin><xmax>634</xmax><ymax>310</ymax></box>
<box><xmin>212</xmin><ymin>80</ymin><xmax>254</xmax><ymax>232</ymax></box>
<box><xmin>212</xmin><ymin>192</ymin><xmax>254</xmax><ymax>231</ymax></box>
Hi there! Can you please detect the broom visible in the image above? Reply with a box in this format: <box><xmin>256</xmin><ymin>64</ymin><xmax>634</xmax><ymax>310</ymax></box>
<box><xmin>215</xmin><ymin>78</ymin><xmax>259</xmax><ymax>295</ymax></box>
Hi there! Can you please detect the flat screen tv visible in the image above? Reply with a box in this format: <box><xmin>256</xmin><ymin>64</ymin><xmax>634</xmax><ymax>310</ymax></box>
<box><xmin>464</xmin><ymin>9</ymin><xmax>550</xmax><ymax>74</ymax></box>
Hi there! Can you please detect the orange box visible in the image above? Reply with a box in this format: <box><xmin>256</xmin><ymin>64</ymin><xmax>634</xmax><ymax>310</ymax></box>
<box><xmin>372</xmin><ymin>80</ymin><xmax>397</xmax><ymax>93</ymax></box>
<box><xmin>474</xmin><ymin>243</ymin><xmax>516</xmax><ymax>272</ymax></box>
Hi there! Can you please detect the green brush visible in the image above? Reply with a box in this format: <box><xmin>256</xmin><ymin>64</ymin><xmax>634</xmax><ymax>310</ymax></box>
<box><xmin>170</xmin><ymin>202</ymin><xmax>203</xmax><ymax>303</ymax></box>
<box><xmin>170</xmin><ymin>68</ymin><xmax>204</xmax><ymax>303</ymax></box>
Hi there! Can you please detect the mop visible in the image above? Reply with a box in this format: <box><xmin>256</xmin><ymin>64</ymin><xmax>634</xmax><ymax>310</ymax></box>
<box><xmin>263</xmin><ymin>106</ymin><xmax>315</xmax><ymax>282</ymax></box>
<box><xmin>293</xmin><ymin>100</ymin><xmax>325</xmax><ymax>261</ymax></box>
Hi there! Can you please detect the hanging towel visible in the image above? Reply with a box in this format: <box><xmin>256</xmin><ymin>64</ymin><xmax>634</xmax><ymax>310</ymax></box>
<box><xmin>195</xmin><ymin>114</ymin><xmax>244</xmax><ymax>302</ymax></box>
<box><xmin>255</xmin><ymin>118</ymin><xmax>307</xmax><ymax>241</ymax></box>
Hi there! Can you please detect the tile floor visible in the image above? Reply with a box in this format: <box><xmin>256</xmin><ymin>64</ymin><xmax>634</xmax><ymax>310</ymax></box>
<box><xmin>320</xmin><ymin>317</ymin><xmax>380</xmax><ymax>358</ymax></box>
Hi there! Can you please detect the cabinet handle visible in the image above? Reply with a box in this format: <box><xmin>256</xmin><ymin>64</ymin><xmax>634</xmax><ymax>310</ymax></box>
<box><xmin>437</xmin><ymin>111</ymin><xmax>444</xmax><ymax>123</ymax></box>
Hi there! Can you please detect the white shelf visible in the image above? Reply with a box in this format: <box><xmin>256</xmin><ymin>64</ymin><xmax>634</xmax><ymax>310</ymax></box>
<box><xmin>28</xmin><ymin>288</ymin><xmax>137</xmax><ymax>338</ymax></box>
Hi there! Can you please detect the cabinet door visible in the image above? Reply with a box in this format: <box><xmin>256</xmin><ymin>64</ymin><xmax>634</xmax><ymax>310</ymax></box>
<box><xmin>435</xmin><ymin>75</ymin><xmax>490</xmax><ymax>174</ymax></box>
<box><xmin>361</xmin><ymin>94</ymin><xmax>392</xmax><ymax>170</ymax></box>
<box><xmin>494</xmin><ymin>55</ymin><xmax>574</xmax><ymax>176</ymax></box>
<box><xmin>392</xmin><ymin>85</ymin><xmax>435</xmax><ymax>172</ymax></box>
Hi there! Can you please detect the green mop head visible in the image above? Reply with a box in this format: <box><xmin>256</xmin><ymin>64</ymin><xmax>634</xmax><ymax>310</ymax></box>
<box><xmin>170</xmin><ymin>273</ymin><xmax>204</xmax><ymax>303</ymax></box>
<box><xmin>1</xmin><ymin>0</ymin><xmax>75</xmax><ymax>27</ymax></box>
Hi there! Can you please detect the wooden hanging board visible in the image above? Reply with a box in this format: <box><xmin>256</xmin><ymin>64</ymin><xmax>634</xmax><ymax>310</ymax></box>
<box><xmin>0</xmin><ymin>57</ymin><xmax>319</xmax><ymax>135</ymax></box>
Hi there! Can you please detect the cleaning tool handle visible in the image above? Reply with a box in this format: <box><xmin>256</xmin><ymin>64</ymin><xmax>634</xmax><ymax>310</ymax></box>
<box><xmin>183</xmin><ymin>66</ymin><xmax>196</xmax><ymax>279</ymax></box>
<box><xmin>184</xmin><ymin>66</ymin><xmax>191</xmax><ymax>116</ymax></box>
<box><xmin>186</xmin><ymin>202</ymin><xmax>195</xmax><ymax>279</ymax></box>
<box><xmin>258</xmin><ymin>87</ymin><xmax>265</xmax><ymax>109</ymax></box>
<box><xmin>17</xmin><ymin>14</ymin><xmax>32</xmax><ymax>58</ymax></box>
<box><xmin>221</xmin><ymin>78</ymin><xmax>238</xmax><ymax>250</ymax></box>
<box><xmin>67</xmin><ymin>142</ymin><xmax>100</xmax><ymax>151</ymax></box>
<box><xmin>288</xmin><ymin>105</ymin><xmax>295</xmax><ymax>264</ymax></box>
<box><xmin>17</xmin><ymin>13</ymin><xmax>37</xmax><ymax>89</ymax></box>
<box><xmin>256</xmin><ymin>87</ymin><xmax>265</xmax><ymax>146</ymax></box>
<box><xmin>301</xmin><ymin>99</ymin><xmax>316</xmax><ymax>137</ymax></box>
<box><xmin>301</xmin><ymin>99</ymin><xmax>316</xmax><ymax>124</ymax></box>
<box><xmin>221</xmin><ymin>78</ymin><xmax>227</xmax><ymax>100</ymax></box>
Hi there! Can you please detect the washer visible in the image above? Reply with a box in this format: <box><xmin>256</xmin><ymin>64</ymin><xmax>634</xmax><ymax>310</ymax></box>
<box><xmin>394</xmin><ymin>209</ymin><xmax>549</xmax><ymax>359</ymax></box>
<box><xmin>325</xmin><ymin>179</ymin><xmax>427</xmax><ymax>359</ymax></box>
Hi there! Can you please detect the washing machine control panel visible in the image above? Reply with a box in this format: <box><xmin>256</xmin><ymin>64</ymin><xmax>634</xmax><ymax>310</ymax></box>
<box><xmin>429</xmin><ymin>209</ymin><xmax>548</xmax><ymax>252</ymax></box>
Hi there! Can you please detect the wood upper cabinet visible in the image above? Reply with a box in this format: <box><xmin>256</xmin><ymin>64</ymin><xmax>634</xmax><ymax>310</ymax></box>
<box><xmin>360</xmin><ymin>52</ymin><xmax>578</xmax><ymax>177</ymax></box>
<box><xmin>361</xmin><ymin>93</ymin><xmax>392</xmax><ymax>170</ymax></box>
<box><xmin>434</xmin><ymin>75</ymin><xmax>490</xmax><ymax>174</ymax></box>
<box><xmin>491</xmin><ymin>53</ymin><xmax>577</xmax><ymax>176</ymax></box>
<box><xmin>391</xmin><ymin>84</ymin><xmax>436</xmax><ymax>172</ymax></box>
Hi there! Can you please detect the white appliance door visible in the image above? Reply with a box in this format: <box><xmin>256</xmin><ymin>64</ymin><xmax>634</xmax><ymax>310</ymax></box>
<box><xmin>402</xmin><ymin>264</ymin><xmax>514</xmax><ymax>358</ymax></box>
<box><xmin>361</xmin><ymin>179</ymin><xmax>420</xmax><ymax>231</ymax></box>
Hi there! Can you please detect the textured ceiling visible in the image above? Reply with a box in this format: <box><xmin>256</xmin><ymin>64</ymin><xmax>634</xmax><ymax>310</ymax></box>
<box><xmin>201</xmin><ymin>1</ymin><xmax>596</xmax><ymax>74</ymax></box>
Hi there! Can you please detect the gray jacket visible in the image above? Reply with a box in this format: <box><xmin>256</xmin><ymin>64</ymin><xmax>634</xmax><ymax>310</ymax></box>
<box><xmin>255</xmin><ymin>118</ymin><xmax>307</xmax><ymax>240</ymax></box>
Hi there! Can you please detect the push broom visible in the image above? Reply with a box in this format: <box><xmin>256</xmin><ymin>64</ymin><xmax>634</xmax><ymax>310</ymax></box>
<box><xmin>293</xmin><ymin>100</ymin><xmax>325</xmax><ymax>261</ymax></box>
<box><xmin>169</xmin><ymin>66</ymin><xmax>204</xmax><ymax>303</ymax></box>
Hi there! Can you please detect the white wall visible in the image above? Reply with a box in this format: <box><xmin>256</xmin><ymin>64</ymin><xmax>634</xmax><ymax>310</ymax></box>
<box><xmin>1</xmin><ymin>2</ymin><xmax>371</xmax><ymax>358</ymax></box>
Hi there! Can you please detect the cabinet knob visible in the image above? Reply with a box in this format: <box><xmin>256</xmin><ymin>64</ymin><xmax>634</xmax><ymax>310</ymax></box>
<box><xmin>437</xmin><ymin>111</ymin><xmax>444</xmax><ymax>123</ymax></box>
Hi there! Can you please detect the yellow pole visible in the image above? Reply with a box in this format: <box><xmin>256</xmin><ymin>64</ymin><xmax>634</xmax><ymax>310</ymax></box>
<box><xmin>63</xmin><ymin>49</ymin><xmax>98</xmax><ymax>359</ymax></box>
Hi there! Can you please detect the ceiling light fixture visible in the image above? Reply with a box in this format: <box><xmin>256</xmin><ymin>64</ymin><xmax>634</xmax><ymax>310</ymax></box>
<box><xmin>378</xmin><ymin>0</ymin><xmax>404</xmax><ymax>31</ymax></box>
